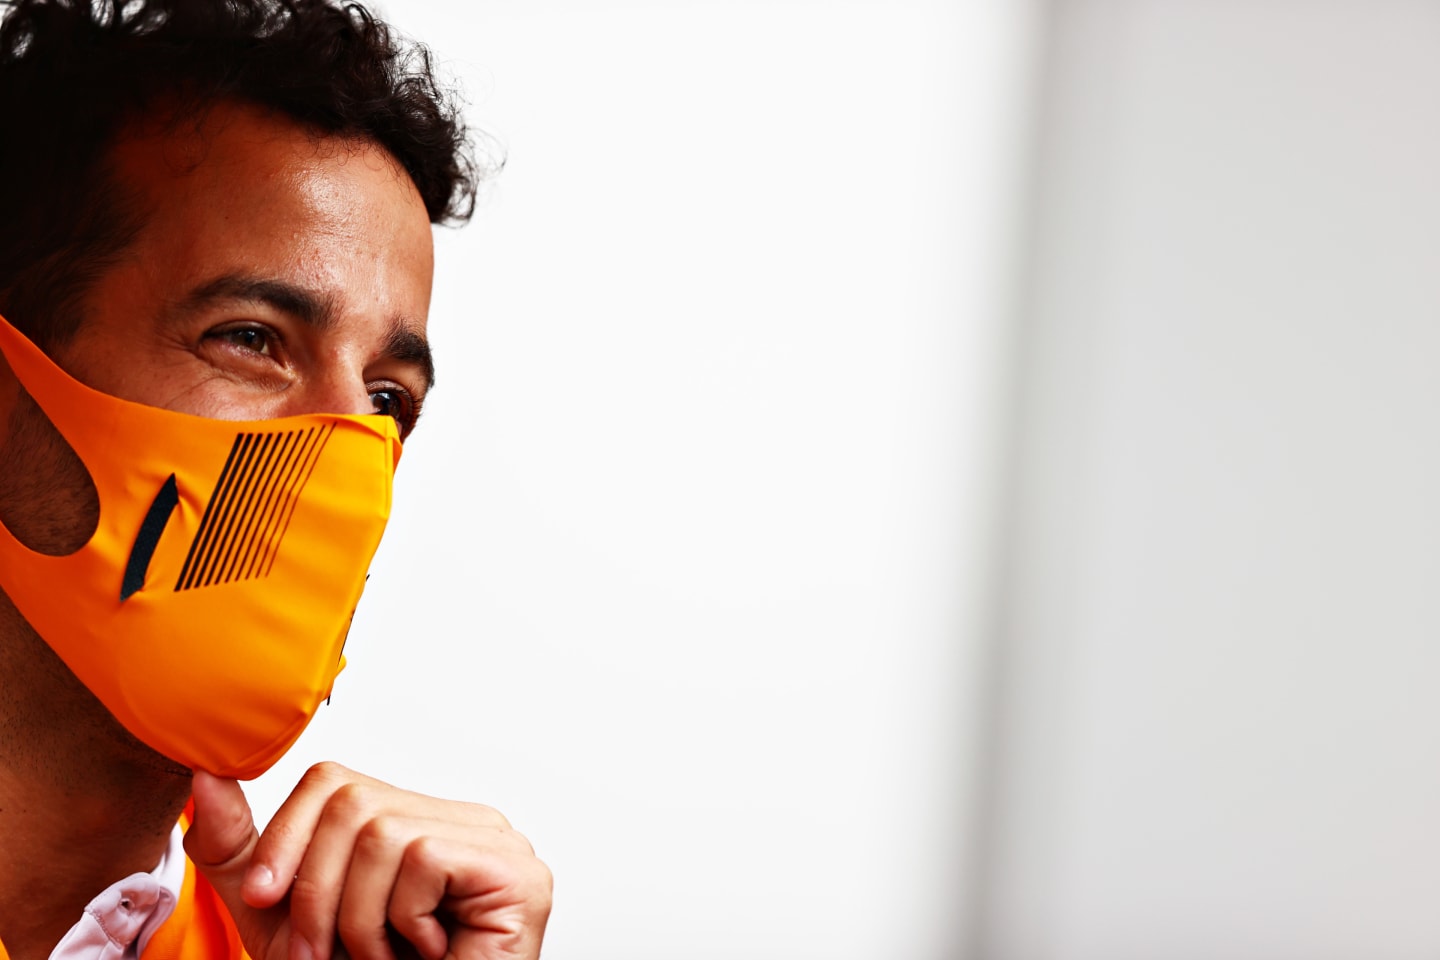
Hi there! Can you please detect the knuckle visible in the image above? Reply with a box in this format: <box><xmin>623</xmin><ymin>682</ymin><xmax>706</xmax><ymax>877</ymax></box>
<box><xmin>255</xmin><ymin>816</ymin><xmax>301</xmax><ymax>855</ymax></box>
<box><xmin>335</xmin><ymin>914</ymin><xmax>386</xmax><ymax>960</ymax></box>
<box><xmin>533</xmin><ymin>858</ymin><xmax>555</xmax><ymax>900</ymax></box>
<box><xmin>328</xmin><ymin>781</ymin><xmax>380</xmax><ymax>825</ymax></box>
<box><xmin>304</xmin><ymin>760</ymin><xmax>353</xmax><ymax>787</ymax></box>
<box><xmin>354</xmin><ymin>815</ymin><xmax>405</xmax><ymax>854</ymax></box>
<box><xmin>402</xmin><ymin>834</ymin><xmax>447</xmax><ymax>873</ymax></box>
<box><xmin>470</xmin><ymin>803</ymin><xmax>512</xmax><ymax>830</ymax></box>
<box><xmin>287</xmin><ymin>873</ymin><xmax>330</xmax><ymax>917</ymax></box>
<box><xmin>503</xmin><ymin>828</ymin><xmax>536</xmax><ymax>857</ymax></box>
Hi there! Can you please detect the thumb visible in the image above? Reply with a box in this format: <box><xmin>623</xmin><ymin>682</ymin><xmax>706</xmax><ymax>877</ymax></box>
<box><xmin>185</xmin><ymin>771</ymin><xmax>260</xmax><ymax>887</ymax></box>
<box><xmin>185</xmin><ymin>771</ymin><xmax>287</xmax><ymax>957</ymax></box>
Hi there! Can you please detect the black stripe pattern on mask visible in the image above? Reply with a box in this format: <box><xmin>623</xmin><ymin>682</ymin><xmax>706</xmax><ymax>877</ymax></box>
<box><xmin>174</xmin><ymin>425</ymin><xmax>335</xmax><ymax>591</ymax></box>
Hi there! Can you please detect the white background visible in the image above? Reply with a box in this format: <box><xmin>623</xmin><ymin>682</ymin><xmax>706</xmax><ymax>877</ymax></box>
<box><xmin>976</xmin><ymin>3</ymin><xmax>1440</xmax><ymax>959</ymax></box>
<box><xmin>248</xmin><ymin>2</ymin><xmax>1440</xmax><ymax>958</ymax></box>
<box><xmin>247</xmin><ymin>2</ymin><xmax>1037</xmax><ymax>958</ymax></box>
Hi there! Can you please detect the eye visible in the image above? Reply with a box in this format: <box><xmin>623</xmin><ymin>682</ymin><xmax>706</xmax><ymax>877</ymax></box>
<box><xmin>206</xmin><ymin>323</ymin><xmax>277</xmax><ymax>356</ymax></box>
<box><xmin>369</xmin><ymin>384</ymin><xmax>419</xmax><ymax>438</ymax></box>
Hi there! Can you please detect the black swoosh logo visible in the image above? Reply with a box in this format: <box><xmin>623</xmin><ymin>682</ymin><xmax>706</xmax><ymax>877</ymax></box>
<box><xmin>120</xmin><ymin>473</ymin><xmax>180</xmax><ymax>602</ymax></box>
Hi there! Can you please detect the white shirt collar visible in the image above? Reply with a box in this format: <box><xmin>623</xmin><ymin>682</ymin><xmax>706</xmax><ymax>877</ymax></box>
<box><xmin>48</xmin><ymin>823</ymin><xmax>186</xmax><ymax>960</ymax></box>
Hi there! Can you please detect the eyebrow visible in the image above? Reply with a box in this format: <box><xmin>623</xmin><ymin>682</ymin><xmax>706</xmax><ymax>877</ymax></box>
<box><xmin>177</xmin><ymin>273</ymin><xmax>435</xmax><ymax>393</ymax></box>
<box><xmin>185</xmin><ymin>275</ymin><xmax>339</xmax><ymax>330</ymax></box>
<box><xmin>384</xmin><ymin>325</ymin><xmax>436</xmax><ymax>391</ymax></box>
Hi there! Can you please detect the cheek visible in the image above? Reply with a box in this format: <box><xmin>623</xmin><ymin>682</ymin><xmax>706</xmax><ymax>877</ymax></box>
<box><xmin>0</xmin><ymin>392</ymin><xmax>100</xmax><ymax>555</ymax></box>
<box><xmin>152</xmin><ymin>374</ymin><xmax>299</xmax><ymax>421</ymax></box>
<box><xmin>58</xmin><ymin>340</ymin><xmax>229</xmax><ymax>418</ymax></box>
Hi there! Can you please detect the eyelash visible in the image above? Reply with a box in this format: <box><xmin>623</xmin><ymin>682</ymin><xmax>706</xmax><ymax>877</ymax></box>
<box><xmin>367</xmin><ymin>383</ymin><xmax>422</xmax><ymax>439</ymax></box>
<box><xmin>203</xmin><ymin>322</ymin><xmax>423</xmax><ymax>438</ymax></box>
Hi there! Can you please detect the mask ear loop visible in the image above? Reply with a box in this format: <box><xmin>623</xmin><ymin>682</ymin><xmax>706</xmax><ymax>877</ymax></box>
<box><xmin>0</xmin><ymin>313</ymin><xmax>158</xmax><ymax>484</ymax></box>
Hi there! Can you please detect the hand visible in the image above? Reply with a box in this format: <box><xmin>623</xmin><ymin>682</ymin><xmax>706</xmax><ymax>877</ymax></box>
<box><xmin>184</xmin><ymin>763</ymin><xmax>552</xmax><ymax>960</ymax></box>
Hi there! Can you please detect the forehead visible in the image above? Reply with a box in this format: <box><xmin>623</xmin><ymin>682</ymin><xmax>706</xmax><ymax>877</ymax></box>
<box><xmin>114</xmin><ymin>100</ymin><xmax>419</xmax><ymax>197</ymax></box>
<box><xmin>104</xmin><ymin>100</ymin><xmax>434</xmax><ymax>325</ymax></box>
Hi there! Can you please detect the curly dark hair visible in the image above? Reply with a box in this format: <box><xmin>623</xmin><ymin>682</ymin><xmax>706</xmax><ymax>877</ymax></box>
<box><xmin>0</xmin><ymin>0</ymin><xmax>480</xmax><ymax>345</ymax></box>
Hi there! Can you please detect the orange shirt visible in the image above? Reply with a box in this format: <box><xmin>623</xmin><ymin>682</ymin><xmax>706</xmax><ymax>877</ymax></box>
<box><xmin>137</xmin><ymin>857</ymin><xmax>249</xmax><ymax>960</ymax></box>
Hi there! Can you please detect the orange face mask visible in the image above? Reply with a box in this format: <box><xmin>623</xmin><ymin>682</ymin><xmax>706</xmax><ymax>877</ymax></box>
<box><xmin>0</xmin><ymin>314</ymin><xmax>401</xmax><ymax>779</ymax></box>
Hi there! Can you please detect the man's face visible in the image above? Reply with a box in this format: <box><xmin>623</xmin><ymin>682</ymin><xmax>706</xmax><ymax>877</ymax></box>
<box><xmin>48</xmin><ymin>100</ymin><xmax>436</xmax><ymax>436</ymax></box>
<box><xmin>0</xmin><ymin>99</ymin><xmax>437</xmax><ymax>771</ymax></box>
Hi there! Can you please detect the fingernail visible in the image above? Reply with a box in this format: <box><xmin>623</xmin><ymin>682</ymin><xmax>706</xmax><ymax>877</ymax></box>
<box><xmin>245</xmin><ymin>863</ymin><xmax>275</xmax><ymax>889</ymax></box>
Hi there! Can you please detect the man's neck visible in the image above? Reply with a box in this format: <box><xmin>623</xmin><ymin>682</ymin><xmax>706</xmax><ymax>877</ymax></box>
<box><xmin>0</xmin><ymin>606</ymin><xmax>190</xmax><ymax>960</ymax></box>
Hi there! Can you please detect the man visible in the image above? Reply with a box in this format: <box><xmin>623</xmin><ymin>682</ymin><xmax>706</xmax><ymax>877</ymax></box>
<box><xmin>0</xmin><ymin>2</ymin><xmax>552</xmax><ymax>959</ymax></box>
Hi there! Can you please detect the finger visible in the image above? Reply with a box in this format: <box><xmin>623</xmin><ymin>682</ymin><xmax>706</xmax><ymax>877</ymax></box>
<box><xmin>251</xmin><ymin>762</ymin><xmax>514</xmax><ymax>908</ymax></box>
<box><xmin>300</xmin><ymin>804</ymin><xmax>513</xmax><ymax>960</ymax></box>
<box><xmin>391</xmin><ymin>838</ymin><xmax>552</xmax><ymax>960</ymax></box>
<box><xmin>289</xmin><ymin>780</ymin><xmax>409</xmax><ymax>960</ymax></box>
<box><xmin>342</xmin><ymin>818</ymin><xmax>530</xmax><ymax>960</ymax></box>
<box><xmin>244</xmin><ymin>761</ymin><xmax>379</xmax><ymax>906</ymax></box>
<box><xmin>186</xmin><ymin>771</ymin><xmax>263</xmax><ymax>897</ymax></box>
<box><xmin>335</xmin><ymin>817</ymin><xmax>436</xmax><ymax>960</ymax></box>
<box><xmin>185</xmin><ymin>772</ymin><xmax>286</xmax><ymax>959</ymax></box>
<box><xmin>384</xmin><ymin>839</ymin><xmax>449</xmax><ymax>960</ymax></box>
